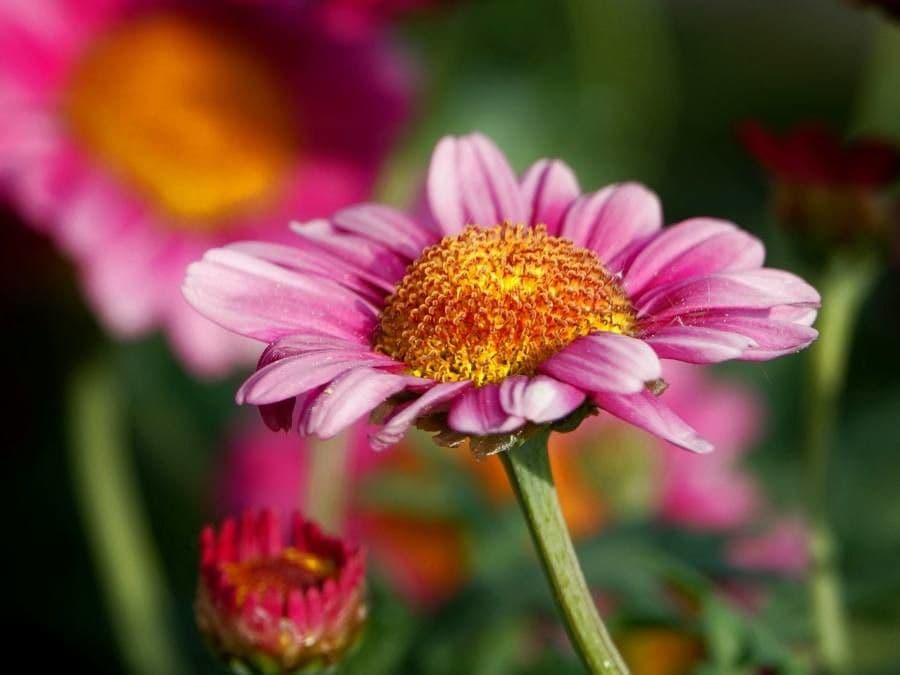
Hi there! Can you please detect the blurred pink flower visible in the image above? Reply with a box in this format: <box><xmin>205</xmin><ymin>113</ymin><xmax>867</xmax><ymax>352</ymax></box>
<box><xmin>728</xmin><ymin>517</ymin><xmax>810</xmax><ymax>576</ymax></box>
<box><xmin>467</xmin><ymin>361</ymin><xmax>764</xmax><ymax>534</ymax></box>
<box><xmin>657</xmin><ymin>362</ymin><xmax>763</xmax><ymax>530</ymax></box>
<box><xmin>217</xmin><ymin>421</ymin><xmax>467</xmax><ymax>607</ymax></box>
<box><xmin>0</xmin><ymin>0</ymin><xmax>411</xmax><ymax>375</ymax></box>
<box><xmin>184</xmin><ymin>133</ymin><xmax>819</xmax><ymax>450</ymax></box>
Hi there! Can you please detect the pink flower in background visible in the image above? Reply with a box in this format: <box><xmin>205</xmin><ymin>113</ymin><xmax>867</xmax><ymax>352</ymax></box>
<box><xmin>0</xmin><ymin>0</ymin><xmax>410</xmax><ymax>375</ymax></box>
<box><xmin>728</xmin><ymin>517</ymin><xmax>810</xmax><ymax>576</ymax></box>
<box><xmin>467</xmin><ymin>361</ymin><xmax>764</xmax><ymax>534</ymax></box>
<box><xmin>197</xmin><ymin>510</ymin><xmax>367</xmax><ymax>671</ymax></box>
<box><xmin>185</xmin><ymin>133</ymin><xmax>819</xmax><ymax>451</ymax></box>
<box><xmin>657</xmin><ymin>362</ymin><xmax>762</xmax><ymax>530</ymax></box>
<box><xmin>217</xmin><ymin>421</ymin><xmax>468</xmax><ymax>607</ymax></box>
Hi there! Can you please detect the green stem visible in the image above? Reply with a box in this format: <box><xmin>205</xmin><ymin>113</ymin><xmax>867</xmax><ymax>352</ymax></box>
<box><xmin>806</xmin><ymin>254</ymin><xmax>879</xmax><ymax>673</ymax></box>
<box><xmin>500</xmin><ymin>431</ymin><xmax>629</xmax><ymax>674</ymax></box>
<box><xmin>305</xmin><ymin>432</ymin><xmax>350</xmax><ymax>532</ymax></box>
<box><xmin>67</xmin><ymin>360</ymin><xmax>186</xmax><ymax>675</ymax></box>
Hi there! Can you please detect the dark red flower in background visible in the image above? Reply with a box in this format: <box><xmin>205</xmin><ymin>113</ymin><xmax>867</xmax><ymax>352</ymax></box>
<box><xmin>740</xmin><ymin>121</ymin><xmax>899</xmax><ymax>245</ymax></box>
<box><xmin>197</xmin><ymin>510</ymin><xmax>366</xmax><ymax>673</ymax></box>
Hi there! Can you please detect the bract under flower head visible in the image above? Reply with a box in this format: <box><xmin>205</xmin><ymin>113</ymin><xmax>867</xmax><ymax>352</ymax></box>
<box><xmin>197</xmin><ymin>510</ymin><xmax>366</xmax><ymax>673</ymax></box>
<box><xmin>184</xmin><ymin>133</ymin><xmax>820</xmax><ymax>454</ymax></box>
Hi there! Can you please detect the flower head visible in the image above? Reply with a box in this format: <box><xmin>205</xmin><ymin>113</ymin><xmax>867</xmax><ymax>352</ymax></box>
<box><xmin>740</xmin><ymin>121</ymin><xmax>899</xmax><ymax>246</ymax></box>
<box><xmin>197</xmin><ymin>510</ymin><xmax>366</xmax><ymax>673</ymax></box>
<box><xmin>1</xmin><ymin>0</ymin><xmax>410</xmax><ymax>375</ymax></box>
<box><xmin>185</xmin><ymin>133</ymin><xmax>819</xmax><ymax>452</ymax></box>
<box><xmin>217</xmin><ymin>424</ymin><xmax>468</xmax><ymax>607</ymax></box>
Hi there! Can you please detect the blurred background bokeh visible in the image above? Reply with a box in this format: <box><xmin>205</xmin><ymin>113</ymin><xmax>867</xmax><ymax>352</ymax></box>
<box><xmin>4</xmin><ymin>0</ymin><xmax>899</xmax><ymax>673</ymax></box>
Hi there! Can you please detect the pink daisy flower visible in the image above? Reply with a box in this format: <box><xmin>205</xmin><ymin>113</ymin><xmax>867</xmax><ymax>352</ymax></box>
<box><xmin>197</xmin><ymin>510</ymin><xmax>367</xmax><ymax>671</ymax></box>
<box><xmin>184</xmin><ymin>134</ymin><xmax>819</xmax><ymax>450</ymax></box>
<box><xmin>0</xmin><ymin>0</ymin><xmax>410</xmax><ymax>375</ymax></box>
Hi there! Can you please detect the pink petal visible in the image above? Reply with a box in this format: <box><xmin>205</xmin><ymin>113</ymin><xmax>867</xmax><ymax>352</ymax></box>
<box><xmin>331</xmin><ymin>203</ymin><xmax>437</xmax><ymax>259</ymax></box>
<box><xmin>624</xmin><ymin>218</ymin><xmax>765</xmax><ymax>298</ymax></box>
<box><xmin>447</xmin><ymin>385</ymin><xmax>525</xmax><ymax>436</ymax></box>
<box><xmin>636</xmin><ymin>269</ymin><xmax>821</xmax><ymax>321</ymax></box>
<box><xmin>226</xmin><ymin>241</ymin><xmax>393</xmax><ymax>299</ymax></box>
<box><xmin>539</xmin><ymin>333</ymin><xmax>662</xmax><ymax>394</ymax></box>
<box><xmin>689</xmin><ymin>314</ymin><xmax>819</xmax><ymax>361</ymax></box>
<box><xmin>371</xmin><ymin>381</ymin><xmax>471</xmax><ymax>450</ymax></box>
<box><xmin>290</xmin><ymin>219</ymin><xmax>408</xmax><ymax>283</ymax></box>
<box><xmin>644</xmin><ymin>326</ymin><xmax>758</xmax><ymax>364</ymax></box>
<box><xmin>559</xmin><ymin>183</ymin><xmax>661</xmax><ymax>263</ymax></box>
<box><xmin>426</xmin><ymin>133</ymin><xmax>527</xmax><ymax>236</ymax></box>
<box><xmin>498</xmin><ymin>375</ymin><xmax>586</xmax><ymax>424</ymax></box>
<box><xmin>302</xmin><ymin>368</ymin><xmax>422</xmax><ymax>439</ymax></box>
<box><xmin>237</xmin><ymin>350</ymin><xmax>396</xmax><ymax>406</ymax></box>
<box><xmin>520</xmin><ymin>159</ymin><xmax>580</xmax><ymax>235</ymax></box>
<box><xmin>593</xmin><ymin>390</ymin><xmax>714</xmax><ymax>454</ymax></box>
<box><xmin>182</xmin><ymin>248</ymin><xmax>379</xmax><ymax>343</ymax></box>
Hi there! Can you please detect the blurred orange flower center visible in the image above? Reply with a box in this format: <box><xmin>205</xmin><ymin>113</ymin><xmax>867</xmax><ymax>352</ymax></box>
<box><xmin>63</xmin><ymin>11</ymin><xmax>296</xmax><ymax>228</ymax></box>
<box><xmin>222</xmin><ymin>548</ymin><xmax>335</xmax><ymax>605</ymax></box>
<box><xmin>376</xmin><ymin>223</ymin><xmax>635</xmax><ymax>386</ymax></box>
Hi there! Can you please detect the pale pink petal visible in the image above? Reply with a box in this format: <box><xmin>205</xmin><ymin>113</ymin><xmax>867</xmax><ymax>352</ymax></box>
<box><xmin>447</xmin><ymin>385</ymin><xmax>525</xmax><ymax>436</ymax></box>
<box><xmin>636</xmin><ymin>269</ymin><xmax>821</xmax><ymax>321</ymax></box>
<box><xmin>558</xmin><ymin>183</ymin><xmax>661</xmax><ymax>263</ymax></box>
<box><xmin>371</xmin><ymin>381</ymin><xmax>471</xmax><ymax>450</ymax></box>
<box><xmin>624</xmin><ymin>218</ymin><xmax>766</xmax><ymax>298</ymax></box>
<box><xmin>498</xmin><ymin>375</ymin><xmax>586</xmax><ymax>424</ymax></box>
<box><xmin>226</xmin><ymin>241</ymin><xmax>393</xmax><ymax>299</ymax></box>
<box><xmin>182</xmin><ymin>248</ymin><xmax>380</xmax><ymax>343</ymax></box>
<box><xmin>644</xmin><ymin>326</ymin><xmax>758</xmax><ymax>364</ymax></box>
<box><xmin>237</xmin><ymin>350</ymin><xmax>396</xmax><ymax>405</ymax></box>
<box><xmin>290</xmin><ymin>219</ymin><xmax>408</xmax><ymax>283</ymax></box>
<box><xmin>539</xmin><ymin>333</ymin><xmax>662</xmax><ymax>394</ymax></box>
<box><xmin>520</xmin><ymin>159</ymin><xmax>580</xmax><ymax>235</ymax></box>
<box><xmin>331</xmin><ymin>203</ymin><xmax>437</xmax><ymax>259</ymax></box>
<box><xmin>593</xmin><ymin>390</ymin><xmax>714</xmax><ymax>453</ymax></box>
<box><xmin>302</xmin><ymin>368</ymin><xmax>423</xmax><ymax>439</ymax></box>
<box><xmin>426</xmin><ymin>133</ymin><xmax>527</xmax><ymax>236</ymax></box>
<box><xmin>642</xmin><ymin>311</ymin><xmax>819</xmax><ymax>362</ymax></box>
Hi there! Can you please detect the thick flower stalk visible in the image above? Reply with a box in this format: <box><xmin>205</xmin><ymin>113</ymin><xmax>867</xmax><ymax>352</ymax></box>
<box><xmin>0</xmin><ymin>0</ymin><xmax>410</xmax><ymax>375</ymax></box>
<box><xmin>184</xmin><ymin>133</ymin><xmax>820</xmax><ymax>672</ymax></box>
<box><xmin>197</xmin><ymin>510</ymin><xmax>366</xmax><ymax>674</ymax></box>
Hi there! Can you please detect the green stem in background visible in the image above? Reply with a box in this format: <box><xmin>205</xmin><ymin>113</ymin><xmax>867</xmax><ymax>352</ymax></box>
<box><xmin>854</xmin><ymin>22</ymin><xmax>900</xmax><ymax>138</ymax></box>
<box><xmin>305</xmin><ymin>432</ymin><xmax>350</xmax><ymax>532</ymax></box>
<box><xmin>806</xmin><ymin>254</ymin><xmax>879</xmax><ymax>673</ymax></box>
<box><xmin>500</xmin><ymin>431</ymin><xmax>629</xmax><ymax>675</ymax></box>
<box><xmin>67</xmin><ymin>360</ymin><xmax>186</xmax><ymax>675</ymax></box>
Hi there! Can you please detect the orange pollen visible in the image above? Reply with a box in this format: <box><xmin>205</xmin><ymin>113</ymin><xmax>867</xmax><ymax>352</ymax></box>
<box><xmin>376</xmin><ymin>223</ymin><xmax>635</xmax><ymax>386</ymax></box>
<box><xmin>222</xmin><ymin>548</ymin><xmax>335</xmax><ymax>605</ymax></box>
<box><xmin>63</xmin><ymin>11</ymin><xmax>296</xmax><ymax>228</ymax></box>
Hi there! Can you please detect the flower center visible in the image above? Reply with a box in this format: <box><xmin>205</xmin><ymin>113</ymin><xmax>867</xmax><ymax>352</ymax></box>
<box><xmin>63</xmin><ymin>11</ymin><xmax>296</xmax><ymax>228</ymax></box>
<box><xmin>376</xmin><ymin>223</ymin><xmax>635</xmax><ymax>386</ymax></box>
<box><xmin>223</xmin><ymin>547</ymin><xmax>335</xmax><ymax>604</ymax></box>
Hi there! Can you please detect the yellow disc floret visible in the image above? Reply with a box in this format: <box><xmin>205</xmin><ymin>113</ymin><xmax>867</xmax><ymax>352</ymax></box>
<box><xmin>223</xmin><ymin>548</ymin><xmax>335</xmax><ymax>605</ymax></box>
<box><xmin>64</xmin><ymin>11</ymin><xmax>296</xmax><ymax>227</ymax></box>
<box><xmin>376</xmin><ymin>223</ymin><xmax>635</xmax><ymax>386</ymax></box>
